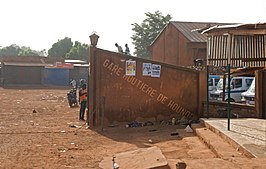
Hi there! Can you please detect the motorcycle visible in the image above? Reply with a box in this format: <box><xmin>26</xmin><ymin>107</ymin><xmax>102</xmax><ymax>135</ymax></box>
<box><xmin>67</xmin><ymin>88</ymin><xmax>78</xmax><ymax>107</ymax></box>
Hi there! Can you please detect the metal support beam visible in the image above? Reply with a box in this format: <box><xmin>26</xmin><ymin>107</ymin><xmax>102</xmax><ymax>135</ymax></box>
<box><xmin>227</xmin><ymin>63</ymin><xmax>231</xmax><ymax>131</ymax></box>
<box><xmin>206</xmin><ymin>65</ymin><xmax>209</xmax><ymax>118</ymax></box>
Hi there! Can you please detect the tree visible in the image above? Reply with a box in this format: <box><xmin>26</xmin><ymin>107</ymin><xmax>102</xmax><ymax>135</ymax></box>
<box><xmin>0</xmin><ymin>44</ymin><xmax>20</xmax><ymax>56</ymax></box>
<box><xmin>131</xmin><ymin>11</ymin><xmax>172</xmax><ymax>59</ymax></box>
<box><xmin>18</xmin><ymin>46</ymin><xmax>40</xmax><ymax>56</ymax></box>
<box><xmin>48</xmin><ymin>37</ymin><xmax>89</xmax><ymax>60</ymax></box>
<box><xmin>48</xmin><ymin>37</ymin><xmax>73</xmax><ymax>58</ymax></box>
<box><xmin>65</xmin><ymin>41</ymin><xmax>89</xmax><ymax>60</ymax></box>
<box><xmin>0</xmin><ymin>44</ymin><xmax>40</xmax><ymax>56</ymax></box>
<box><xmin>0</xmin><ymin>38</ymin><xmax>89</xmax><ymax>59</ymax></box>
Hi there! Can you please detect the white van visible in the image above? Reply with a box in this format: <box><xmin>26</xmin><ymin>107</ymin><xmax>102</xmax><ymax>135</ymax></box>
<box><xmin>210</xmin><ymin>76</ymin><xmax>254</xmax><ymax>102</ymax></box>
<box><xmin>208</xmin><ymin>75</ymin><xmax>220</xmax><ymax>91</ymax></box>
<box><xmin>241</xmin><ymin>79</ymin><xmax>255</xmax><ymax>105</ymax></box>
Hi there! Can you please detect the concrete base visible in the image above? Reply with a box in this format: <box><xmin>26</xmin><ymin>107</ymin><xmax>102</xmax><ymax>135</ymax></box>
<box><xmin>99</xmin><ymin>146</ymin><xmax>169</xmax><ymax>169</ymax></box>
<box><xmin>198</xmin><ymin>118</ymin><xmax>266</xmax><ymax>158</ymax></box>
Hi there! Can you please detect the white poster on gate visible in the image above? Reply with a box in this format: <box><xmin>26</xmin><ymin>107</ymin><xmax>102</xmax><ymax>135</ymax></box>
<box><xmin>151</xmin><ymin>64</ymin><xmax>161</xmax><ymax>78</ymax></box>
<box><xmin>125</xmin><ymin>60</ymin><xmax>136</xmax><ymax>76</ymax></box>
<box><xmin>142</xmin><ymin>63</ymin><xmax>152</xmax><ymax>76</ymax></box>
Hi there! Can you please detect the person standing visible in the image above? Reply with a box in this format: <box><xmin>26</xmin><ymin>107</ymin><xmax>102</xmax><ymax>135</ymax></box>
<box><xmin>125</xmin><ymin>44</ymin><xmax>130</xmax><ymax>55</ymax></box>
<box><xmin>79</xmin><ymin>83</ymin><xmax>87</xmax><ymax>121</ymax></box>
<box><xmin>115</xmin><ymin>43</ymin><xmax>123</xmax><ymax>53</ymax></box>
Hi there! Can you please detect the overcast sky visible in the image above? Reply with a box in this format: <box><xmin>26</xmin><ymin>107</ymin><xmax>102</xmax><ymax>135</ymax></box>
<box><xmin>0</xmin><ymin>0</ymin><xmax>266</xmax><ymax>54</ymax></box>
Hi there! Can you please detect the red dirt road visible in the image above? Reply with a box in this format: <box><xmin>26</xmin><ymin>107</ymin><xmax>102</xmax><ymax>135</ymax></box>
<box><xmin>0</xmin><ymin>88</ymin><xmax>265</xmax><ymax>169</ymax></box>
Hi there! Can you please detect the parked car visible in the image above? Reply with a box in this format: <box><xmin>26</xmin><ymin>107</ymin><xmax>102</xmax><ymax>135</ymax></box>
<box><xmin>210</xmin><ymin>76</ymin><xmax>254</xmax><ymax>102</ymax></box>
<box><xmin>241</xmin><ymin>79</ymin><xmax>255</xmax><ymax>105</ymax></box>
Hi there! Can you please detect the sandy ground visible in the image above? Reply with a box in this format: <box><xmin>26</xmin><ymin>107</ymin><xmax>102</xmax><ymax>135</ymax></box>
<box><xmin>0</xmin><ymin>88</ymin><xmax>265</xmax><ymax>169</ymax></box>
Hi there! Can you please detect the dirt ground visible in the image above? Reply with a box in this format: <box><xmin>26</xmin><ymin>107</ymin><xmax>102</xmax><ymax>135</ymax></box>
<box><xmin>0</xmin><ymin>87</ymin><xmax>265</xmax><ymax>169</ymax></box>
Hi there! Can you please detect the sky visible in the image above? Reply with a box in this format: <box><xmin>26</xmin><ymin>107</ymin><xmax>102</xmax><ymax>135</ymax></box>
<box><xmin>0</xmin><ymin>0</ymin><xmax>266</xmax><ymax>55</ymax></box>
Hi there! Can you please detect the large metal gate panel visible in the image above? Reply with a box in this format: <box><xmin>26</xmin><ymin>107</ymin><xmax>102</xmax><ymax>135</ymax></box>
<box><xmin>89</xmin><ymin>48</ymin><xmax>204</xmax><ymax>126</ymax></box>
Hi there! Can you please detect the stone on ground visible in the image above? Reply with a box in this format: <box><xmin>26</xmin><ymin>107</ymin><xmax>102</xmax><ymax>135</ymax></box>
<box><xmin>99</xmin><ymin>146</ymin><xmax>169</xmax><ymax>169</ymax></box>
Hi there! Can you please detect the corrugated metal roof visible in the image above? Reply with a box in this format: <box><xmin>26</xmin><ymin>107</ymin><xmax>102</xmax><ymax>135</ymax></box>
<box><xmin>0</xmin><ymin>56</ymin><xmax>63</xmax><ymax>64</ymax></box>
<box><xmin>201</xmin><ymin>22</ymin><xmax>266</xmax><ymax>34</ymax></box>
<box><xmin>65</xmin><ymin>59</ymin><xmax>87</xmax><ymax>64</ymax></box>
<box><xmin>3</xmin><ymin>62</ymin><xmax>53</xmax><ymax>67</ymax></box>
<box><xmin>171</xmin><ymin>21</ymin><xmax>236</xmax><ymax>42</ymax></box>
<box><xmin>73</xmin><ymin>63</ymin><xmax>90</xmax><ymax>67</ymax></box>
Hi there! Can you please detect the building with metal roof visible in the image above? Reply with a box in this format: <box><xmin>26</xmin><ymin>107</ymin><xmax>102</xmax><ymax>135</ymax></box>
<box><xmin>0</xmin><ymin>56</ymin><xmax>88</xmax><ymax>87</ymax></box>
<box><xmin>149</xmin><ymin>21</ymin><xmax>235</xmax><ymax>67</ymax></box>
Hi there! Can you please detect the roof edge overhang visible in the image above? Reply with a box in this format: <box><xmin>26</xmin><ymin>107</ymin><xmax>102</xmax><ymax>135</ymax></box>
<box><xmin>3</xmin><ymin>62</ymin><xmax>53</xmax><ymax>67</ymax></box>
<box><xmin>201</xmin><ymin>23</ymin><xmax>266</xmax><ymax>35</ymax></box>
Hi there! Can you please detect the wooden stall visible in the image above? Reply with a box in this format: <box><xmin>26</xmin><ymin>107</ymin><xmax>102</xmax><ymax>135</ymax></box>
<box><xmin>202</xmin><ymin>23</ymin><xmax>266</xmax><ymax>119</ymax></box>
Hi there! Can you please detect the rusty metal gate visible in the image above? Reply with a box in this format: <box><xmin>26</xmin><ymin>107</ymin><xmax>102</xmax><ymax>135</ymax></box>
<box><xmin>88</xmin><ymin>47</ymin><xmax>206</xmax><ymax>127</ymax></box>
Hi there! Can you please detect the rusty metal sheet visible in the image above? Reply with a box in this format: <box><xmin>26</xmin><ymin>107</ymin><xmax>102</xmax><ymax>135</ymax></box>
<box><xmin>89</xmin><ymin>47</ymin><xmax>205</xmax><ymax>126</ymax></box>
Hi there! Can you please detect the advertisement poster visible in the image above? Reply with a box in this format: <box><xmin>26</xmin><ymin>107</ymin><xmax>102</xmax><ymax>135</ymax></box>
<box><xmin>151</xmin><ymin>64</ymin><xmax>161</xmax><ymax>77</ymax></box>
<box><xmin>126</xmin><ymin>60</ymin><xmax>136</xmax><ymax>76</ymax></box>
<box><xmin>142</xmin><ymin>63</ymin><xmax>152</xmax><ymax>76</ymax></box>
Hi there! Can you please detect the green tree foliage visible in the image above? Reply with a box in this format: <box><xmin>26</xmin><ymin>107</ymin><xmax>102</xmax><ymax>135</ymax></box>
<box><xmin>48</xmin><ymin>37</ymin><xmax>89</xmax><ymax>60</ymax></box>
<box><xmin>65</xmin><ymin>41</ymin><xmax>89</xmax><ymax>60</ymax></box>
<box><xmin>0</xmin><ymin>44</ymin><xmax>41</xmax><ymax>56</ymax></box>
<box><xmin>131</xmin><ymin>11</ymin><xmax>172</xmax><ymax>59</ymax></box>
<box><xmin>0</xmin><ymin>44</ymin><xmax>20</xmax><ymax>56</ymax></box>
<box><xmin>19</xmin><ymin>46</ymin><xmax>40</xmax><ymax>56</ymax></box>
<box><xmin>48</xmin><ymin>37</ymin><xmax>73</xmax><ymax>58</ymax></box>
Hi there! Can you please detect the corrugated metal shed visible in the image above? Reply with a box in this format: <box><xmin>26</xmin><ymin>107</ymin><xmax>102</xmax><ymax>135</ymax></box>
<box><xmin>42</xmin><ymin>68</ymin><xmax>69</xmax><ymax>86</ymax></box>
<box><xmin>2</xmin><ymin>65</ymin><xmax>43</xmax><ymax>85</ymax></box>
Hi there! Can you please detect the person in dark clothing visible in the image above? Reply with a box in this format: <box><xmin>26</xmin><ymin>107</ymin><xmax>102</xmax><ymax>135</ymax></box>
<box><xmin>124</xmin><ymin>44</ymin><xmax>130</xmax><ymax>55</ymax></box>
<box><xmin>79</xmin><ymin>84</ymin><xmax>87</xmax><ymax>121</ymax></box>
<box><xmin>115</xmin><ymin>43</ymin><xmax>123</xmax><ymax>53</ymax></box>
